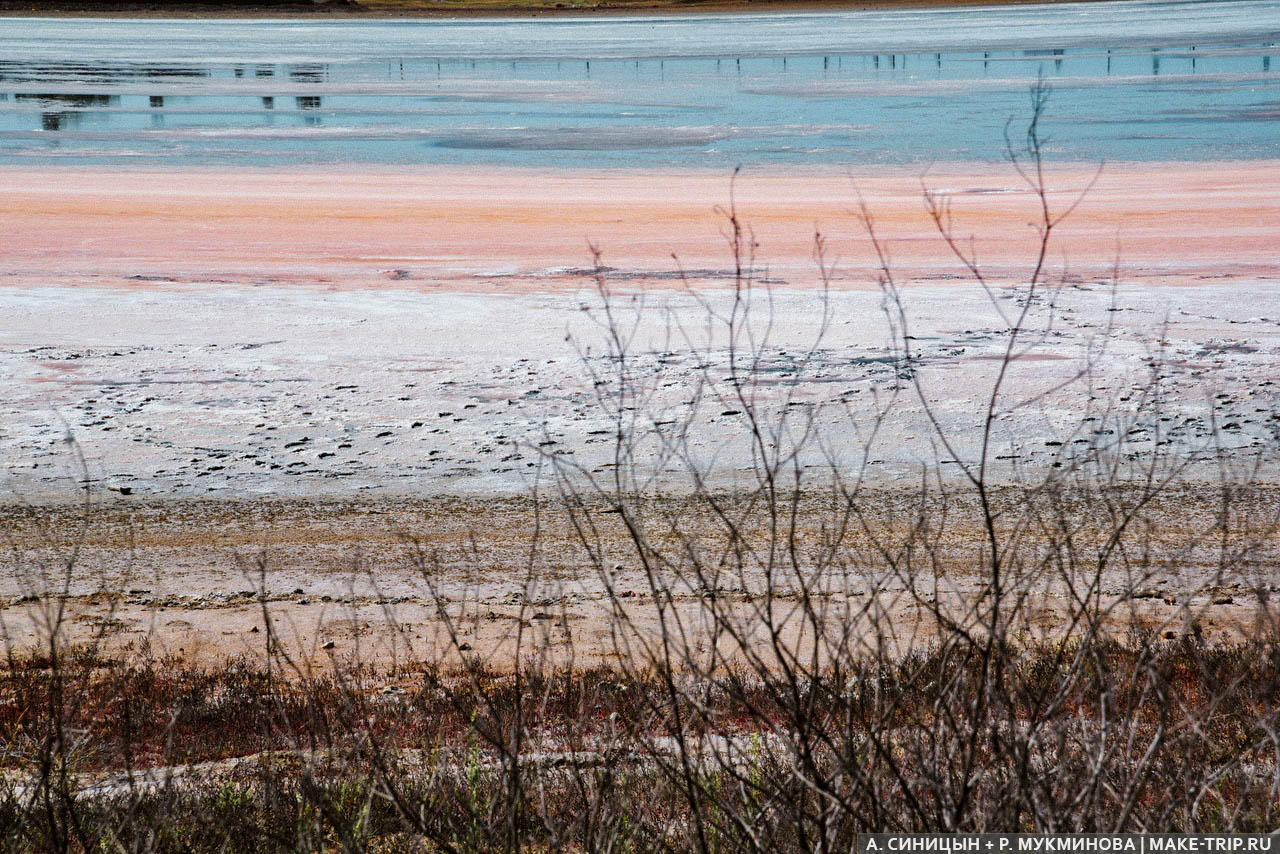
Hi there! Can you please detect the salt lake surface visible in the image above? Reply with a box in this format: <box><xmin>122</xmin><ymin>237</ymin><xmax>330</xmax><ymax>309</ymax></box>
<box><xmin>1</xmin><ymin>0</ymin><xmax>1279</xmax><ymax>167</ymax></box>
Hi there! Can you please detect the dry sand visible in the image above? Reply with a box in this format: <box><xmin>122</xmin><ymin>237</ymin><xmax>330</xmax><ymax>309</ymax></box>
<box><xmin>1</xmin><ymin>489</ymin><xmax>1276</xmax><ymax>671</ymax></box>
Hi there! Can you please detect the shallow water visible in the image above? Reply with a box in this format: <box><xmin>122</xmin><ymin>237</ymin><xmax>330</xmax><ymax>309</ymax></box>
<box><xmin>0</xmin><ymin>2</ymin><xmax>1278</xmax><ymax>166</ymax></box>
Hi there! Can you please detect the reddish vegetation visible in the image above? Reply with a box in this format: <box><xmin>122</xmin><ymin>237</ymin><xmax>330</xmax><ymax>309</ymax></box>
<box><xmin>3</xmin><ymin>639</ymin><xmax>1277</xmax><ymax>772</ymax></box>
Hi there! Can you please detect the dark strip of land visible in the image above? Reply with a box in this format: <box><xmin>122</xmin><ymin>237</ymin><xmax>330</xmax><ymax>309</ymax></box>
<box><xmin>0</xmin><ymin>0</ymin><xmax>1118</xmax><ymax>18</ymax></box>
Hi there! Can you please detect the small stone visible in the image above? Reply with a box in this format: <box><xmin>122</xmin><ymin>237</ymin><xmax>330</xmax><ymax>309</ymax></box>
<box><xmin>1212</xmin><ymin>595</ymin><xmax>1234</xmax><ymax>605</ymax></box>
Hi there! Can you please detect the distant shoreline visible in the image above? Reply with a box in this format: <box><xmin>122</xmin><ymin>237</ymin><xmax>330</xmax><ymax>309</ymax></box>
<box><xmin>0</xmin><ymin>0</ymin><xmax>1118</xmax><ymax>20</ymax></box>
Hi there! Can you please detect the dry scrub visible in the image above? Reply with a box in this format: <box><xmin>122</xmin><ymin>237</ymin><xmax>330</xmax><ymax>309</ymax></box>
<box><xmin>2</xmin><ymin>84</ymin><xmax>1279</xmax><ymax>850</ymax></box>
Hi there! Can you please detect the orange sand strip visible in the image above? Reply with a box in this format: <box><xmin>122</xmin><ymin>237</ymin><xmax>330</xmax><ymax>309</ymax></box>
<box><xmin>3</xmin><ymin>162</ymin><xmax>1276</xmax><ymax>291</ymax></box>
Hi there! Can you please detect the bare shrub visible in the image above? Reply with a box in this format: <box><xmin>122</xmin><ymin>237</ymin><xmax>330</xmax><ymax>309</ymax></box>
<box><xmin>541</xmin><ymin>81</ymin><xmax>1280</xmax><ymax>842</ymax></box>
<box><xmin>1</xmin><ymin>83</ymin><xmax>1277</xmax><ymax>850</ymax></box>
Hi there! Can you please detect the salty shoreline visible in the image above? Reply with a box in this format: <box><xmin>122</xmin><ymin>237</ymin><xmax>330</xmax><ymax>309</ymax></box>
<box><xmin>7</xmin><ymin>161</ymin><xmax>1279</xmax><ymax>294</ymax></box>
<box><xmin>3</xmin><ymin>157</ymin><xmax>1277</xmax><ymax>666</ymax></box>
<box><xmin>3</xmin><ymin>159</ymin><xmax>1278</xmax><ymax>502</ymax></box>
<box><xmin>3</xmin><ymin>282</ymin><xmax>1277</xmax><ymax>502</ymax></box>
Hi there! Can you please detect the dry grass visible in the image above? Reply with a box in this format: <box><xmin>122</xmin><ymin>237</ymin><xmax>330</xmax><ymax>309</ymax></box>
<box><xmin>2</xmin><ymin>635</ymin><xmax>1279</xmax><ymax>850</ymax></box>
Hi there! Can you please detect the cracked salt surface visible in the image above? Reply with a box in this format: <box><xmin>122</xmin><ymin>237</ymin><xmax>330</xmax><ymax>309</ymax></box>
<box><xmin>2</xmin><ymin>281</ymin><xmax>1277</xmax><ymax>501</ymax></box>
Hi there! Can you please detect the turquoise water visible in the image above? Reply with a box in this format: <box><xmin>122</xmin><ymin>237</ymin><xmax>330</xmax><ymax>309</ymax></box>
<box><xmin>0</xmin><ymin>1</ymin><xmax>1277</xmax><ymax>166</ymax></box>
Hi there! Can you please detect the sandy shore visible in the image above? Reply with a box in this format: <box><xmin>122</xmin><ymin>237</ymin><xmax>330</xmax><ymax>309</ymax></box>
<box><xmin>6</xmin><ymin>162</ymin><xmax>1277</xmax><ymax>294</ymax></box>
<box><xmin>1</xmin><ymin>488</ymin><xmax>1275</xmax><ymax>669</ymax></box>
